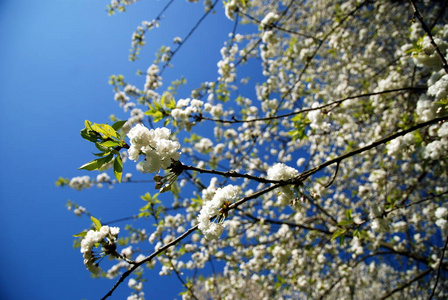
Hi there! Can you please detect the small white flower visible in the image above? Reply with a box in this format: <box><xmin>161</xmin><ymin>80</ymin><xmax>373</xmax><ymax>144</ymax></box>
<box><xmin>435</xmin><ymin>207</ymin><xmax>448</xmax><ymax>219</ymax></box>
<box><xmin>261</xmin><ymin>12</ymin><xmax>279</xmax><ymax>28</ymax></box>
<box><xmin>296</xmin><ymin>158</ymin><xmax>306</xmax><ymax>167</ymax></box>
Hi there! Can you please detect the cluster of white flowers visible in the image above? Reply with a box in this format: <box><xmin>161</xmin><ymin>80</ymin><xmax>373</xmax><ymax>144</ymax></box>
<box><xmin>96</xmin><ymin>173</ymin><xmax>111</xmax><ymax>188</ymax></box>
<box><xmin>171</xmin><ymin>98</ymin><xmax>207</xmax><ymax>130</ymax></box>
<box><xmin>267</xmin><ymin>163</ymin><xmax>299</xmax><ymax>206</ymax></box>
<box><xmin>217</xmin><ymin>44</ymin><xmax>238</xmax><ymax>83</ymax></box>
<box><xmin>67</xmin><ymin>203</ymin><xmax>87</xmax><ymax>217</ymax></box>
<box><xmin>307</xmin><ymin>103</ymin><xmax>330</xmax><ymax>131</ymax></box>
<box><xmin>130</xmin><ymin>19</ymin><xmax>159</xmax><ymax>58</ymax></box>
<box><xmin>386</xmin><ymin>133</ymin><xmax>414</xmax><ymax>159</ymax></box>
<box><xmin>260</xmin><ymin>12</ymin><xmax>279</xmax><ymax>29</ymax></box>
<box><xmin>368</xmin><ymin>169</ymin><xmax>387</xmax><ymax>190</ymax></box>
<box><xmin>438</xmin><ymin>122</ymin><xmax>448</xmax><ymax>138</ymax></box>
<box><xmin>80</xmin><ymin>225</ymin><xmax>120</xmax><ymax>274</ymax></box>
<box><xmin>128</xmin><ymin>278</ymin><xmax>143</xmax><ymax>291</ymax></box>
<box><xmin>114</xmin><ymin>91</ymin><xmax>130</xmax><ymax>107</ymax></box>
<box><xmin>267</xmin><ymin>163</ymin><xmax>299</xmax><ymax>181</ymax></box>
<box><xmin>198</xmin><ymin>185</ymin><xmax>239</xmax><ymax>240</ymax></box>
<box><xmin>127</xmin><ymin>292</ymin><xmax>145</xmax><ymax>300</ymax></box>
<box><xmin>428</xmin><ymin>74</ymin><xmax>448</xmax><ymax>101</ymax></box>
<box><xmin>144</xmin><ymin>64</ymin><xmax>162</xmax><ymax>91</ymax></box>
<box><xmin>423</xmin><ymin>140</ymin><xmax>446</xmax><ymax>160</ymax></box>
<box><xmin>262</xmin><ymin>30</ymin><xmax>278</xmax><ymax>44</ymax></box>
<box><xmin>194</xmin><ymin>138</ymin><xmax>213</xmax><ymax>153</ymax></box>
<box><xmin>74</xmin><ymin>206</ymin><xmax>86</xmax><ymax>217</ymax></box>
<box><xmin>224</xmin><ymin>0</ymin><xmax>238</xmax><ymax>21</ymax></box>
<box><xmin>109</xmin><ymin>0</ymin><xmax>139</xmax><ymax>10</ymax></box>
<box><xmin>69</xmin><ymin>176</ymin><xmax>93</xmax><ymax>191</ymax></box>
<box><xmin>435</xmin><ymin>206</ymin><xmax>448</xmax><ymax>231</ymax></box>
<box><xmin>113</xmin><ymin>84</ymin><xmax>140</xmax><ymax>113</ymax></box>
<box><xmin>416</xmin><ymin>97</ymin><xmax>439</xmax><ymax>122</ymax></box>
<box><xmin>412</xmin><ymin>35</ymin><xmax>448</xmax><ymax>69</ymax></box>
<box><xmin>127</xmin><ymin>124</ymin><xmax>181</xmax><ymax>173</ymax></box>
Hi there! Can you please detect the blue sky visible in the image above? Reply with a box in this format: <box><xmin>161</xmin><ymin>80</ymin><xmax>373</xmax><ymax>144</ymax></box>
<box><xmin>0</xmin><ymin>0</ymin><xmax>240</xmax><ymax>299</ymax></box>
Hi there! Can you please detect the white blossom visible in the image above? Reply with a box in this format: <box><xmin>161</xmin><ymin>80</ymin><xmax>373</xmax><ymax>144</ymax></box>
<box><xmin>198</xmin><ymin>185</ymin><xmax>239</xmax><ymax>240</ymax></box>
<box><xmin>127</xmin><ymin>125</ymin><xmax>180</xmax><ymax>173</ymax></box>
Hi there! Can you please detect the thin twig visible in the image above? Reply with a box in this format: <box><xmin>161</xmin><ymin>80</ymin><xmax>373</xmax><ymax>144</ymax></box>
<box><xmin>324</xmin><ymin>161</ymin><xmax>340</xmax><ymax>188</ymax></box>
<box><xmin>129</xmin><ymin>0</ymin><xmax>175</xmax><ymax>59</ymax></box>
<box><xmin>237</xmin><ymin>9</ymin><xmax>320</xmax><ymax>41</ymax></box>
<box><xmin>380</xmin><ymin>268</ymin><xmax>432</xmax><ymax>299</ymax></box>
<box><xmin>102</xmin><ymin>215</ymin><xmax>138</xmax><ymax>225</ymax></box>
<box><xmin>159</xmin><ymin>0</ymin><xmax>220</xmax><ymax>75</ymax></box>
<box><xmin>169</xmin><ymin>259</ymin><xmax>200</xmax><ymax>300</ymax></box>
<box><xmin>237</xmin><ymin>208</ymin><xmax>332</xmax><ymax>234</ymax></box>
<box><xmin>101</xmin><ymin>225</ymin><xmax>199</xmax><ymax>300</ymax></box>
<box><xmin>429</xmin><ymin>232</ymin><xmax>448</xmax><ymax>299</ymax></box>
<box><xmin>410</xmin><ymin>0</ymin><xmax>448</xmax><ymax>73</ymax></box>
<box><xmin>197</xmin><ymin>87</ymin><xmax>426</xmax><ymax>124</ymax></box>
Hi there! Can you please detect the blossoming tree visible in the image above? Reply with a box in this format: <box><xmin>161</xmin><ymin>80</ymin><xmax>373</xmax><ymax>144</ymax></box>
<box><xmin>59</xmin><ymin>0</ymin><xmax>448</xmax><ymax>299</ymax></box>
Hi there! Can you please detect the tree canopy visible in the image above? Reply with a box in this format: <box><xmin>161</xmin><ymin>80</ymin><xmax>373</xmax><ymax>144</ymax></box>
<box><xmin>60</xmin><ymin>0</ymin><xmax>448</xmax><ymax>299</ymax></box>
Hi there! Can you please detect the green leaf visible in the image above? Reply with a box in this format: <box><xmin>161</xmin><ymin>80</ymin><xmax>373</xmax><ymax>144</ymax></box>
<box><xmin>138</xmin><ymin>211</ymin><xmax>150</xmax><ymax>218</ymax></box>
<box><xmin>55</xmin><ymin>177</ymin><xmax>69</xmax><ymax>187</ymax></box>
<box><xmin>337</xmin><ymin>220</ymin><xmax>354</xmax><ymax>226</ymax></box>
<box><xmin>91</xmin><ymin>216</ymin><xmax>102</xmax><ymax>231</ymax></box>
<box><xmin>90</xmin><ymin>123</ymin><xmax>118</xmax><ymax>139</ymax></box>
<box><xmin>113</xmin><ymin>155</ymin><xmax>123</xmax><ymax>183</ymax></box>
<box><xmin>80</xmin><ymin>128</ymin><xmax>100</xmax><ymax>142</ymax></box>
<box><xmin>152</xmin><ymin>111</ymin><xmax>164</xmax><ymax>123</ymax></box>
<box><xmin>100</xmin><ymin>140</ymin><xmax>119</xmax><ymax>148</ymax></box>
<box><xmin>345</xmin><ymin>209</ymin><xmax>352</xmax><ymax>221</ymax></box>
<box><xmin>85</xmin><ymin>120</ymin><xmax>93</xmax><ymax>129</ymax></box>
<box><xmin>331</xmin><ymin>229</ymin><xmax>346</xmax><ymax>245</ymax></box>
<box><xmin>78</xmin><ymin>159</ymin><xmax>101</xmax><ymax>171</ymax></box>
<box><xmin>140</xmin><ymin>192</ymin><xmax>151</xmax><ymax>201</ymax></box>
<box><xmin>161</xmin><ymin>92</ymin><xmax>174</xmax><ymax>106</ymax></box>
<box><xmin>92</xmin><ymin>152</ymin><xmax>109</xmax><ymax>157</ymax></box>
<box><xmin>79</xmin><ymin>153</ymin><xmax>114</xmax><ymax>171</ymax></box>
<box><xmin>73</xmin><ymin>231</ymin><xmax>87</xmax><ymax>238</ymax></box>
<box><xmin>112</xmin><ymin>120</ymin><xmax>127</xmax><ymax>131</ymax></box>
<box><xmin>94</xmin><ymin>142</ymin><xmax>110</xmax><ymax>153</ymax></box>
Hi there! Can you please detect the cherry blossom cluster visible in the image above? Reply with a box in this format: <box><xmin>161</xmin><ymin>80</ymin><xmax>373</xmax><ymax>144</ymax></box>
<box><xmin>80</xmin><ymin>225</ymin><xmax>120</xmax><ymax>274</ymax></box>
<box><xmin>198</xmin><ymin>185</ymin><xmax>239</xmax><ymax>240</ymax></box>
<box><xmin>267</xmin><ymin>163</ymin><xmax>299</xmax><ymax>205</ymax></box>
<box><xmin>171</xmin><ymin>98</ymin><xmax>206</xmax><ymax>131</ymax></box>
<box><xmin>69</xmin><ymin>175</ymin><xmax>93</xmax><ymax>191</ymax></box>
<box><xmin>127</xmin><ymin>124</ymin><xmax>181</xmax><ymax>173</ymax></box>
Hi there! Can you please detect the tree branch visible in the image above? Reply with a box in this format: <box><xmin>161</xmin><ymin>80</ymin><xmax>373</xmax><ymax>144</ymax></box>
<box><xmin>197</xmin><ymin>87</ymin><xmax>426</xmax><ymax>124</ymax></box>
<box><xmin>379</xmin><ymin>268</ymin><xmax>432</xmax><ymax>300</ymax></box>
<box><xmin>300</xmin><ymin>115</ymin><xmax>448</xmax><ymax>182</ymax></box>
<box><xmin>180</xmin><ymin>163</ymin><xmax>282</xmax><ymax>184</ymax></box>
<box><xmin>236</xmin><ymin>208</ymin><xmax>332</xmax><ymax>235</ymax></box>
<box><xmin>101</xmin><ymin>225</ymin><xmax>199</xmax><ymax>300</ymax></box>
